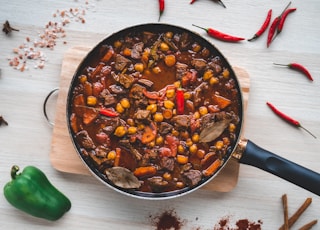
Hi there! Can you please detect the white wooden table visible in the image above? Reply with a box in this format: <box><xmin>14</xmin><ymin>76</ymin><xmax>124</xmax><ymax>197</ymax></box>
<box><xmin>0</xmin><ymin>0</ymin><xmax>319</xmax><ymax>229</ymax></box>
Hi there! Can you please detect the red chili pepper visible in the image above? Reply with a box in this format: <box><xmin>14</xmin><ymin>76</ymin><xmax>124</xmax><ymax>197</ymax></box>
<box><xmin>190</xmin><ymin>0</ymin><xmax>226</xmax><ymax>8</ymax></box>
<box><xmin>76</xmin><ymin>105</ymin><xmax>119</xmax><ymax>117</ymax></box>
<box><xmin>273</xmin><ymin>63</ymin><xmax>314</xmax><ymax>81</ymax></box>
<box><xmin>192</xmin><ymin>24</ymin><xmax>244</xmax><ymax>42</ymax></box>
<box><xmin>266</xmin><ymin>102</ymin><xmax>316</xmax><ymax>138</ymax></box>
<box><xmin>190</xmin><ymin>0</ymin><xmax>197</xmax><ymax>4</ymax></box>
<box><xmin>158</xmin><ymin>0</ymin><xmax>165</xmax><ymax>22</ymax></box>
<box><xmin>267</xmin><ymin>1</ymin><xmax>292</xmax><ymax>47</ymax></box>
<box><xmin>267</xmin><ymin>16</ymin><xmax>280</xmax><ymax>47</ymax></box>
<box><xmin>176</xmin><ymin>88</ymin><xmax>185</xmax><ymax>115</ymax></box>
<box><xmin>247</xmin><ymin>9</ymin><xmax>272</xmax><ymax>41</ymax></box>
<box><xmin>277</xmin><ymin>8</ymin><xmax>296</xmax><ymax>34</ymax></box>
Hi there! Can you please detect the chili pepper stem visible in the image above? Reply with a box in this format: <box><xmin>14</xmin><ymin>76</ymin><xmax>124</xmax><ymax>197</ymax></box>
<box><xmin>299</xmin><ymin>125</ymin><xmax>317</xmax><ymax>139</ymax></box>
<box><xmin>192</xmin><ymin>24</ymin><xmax>207</xmax><ymax>32</ymax></box>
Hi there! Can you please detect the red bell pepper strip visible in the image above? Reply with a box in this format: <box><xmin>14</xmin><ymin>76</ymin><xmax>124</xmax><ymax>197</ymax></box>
<box><xmin>176</xmin><ymin>88</ymin><xmax>185</xmax><ymax>115</ymax></box>
<box><xmin>76</xmin><ymin>105</ymin><xmax>119</xmax><ymax>117</ymax></box>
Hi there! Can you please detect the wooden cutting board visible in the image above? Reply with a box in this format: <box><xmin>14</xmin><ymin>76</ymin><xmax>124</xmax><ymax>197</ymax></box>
<box><xmin>49</xmin><ymin>46</ymin><xmax>250</xmax><ymax>193</ymax></box>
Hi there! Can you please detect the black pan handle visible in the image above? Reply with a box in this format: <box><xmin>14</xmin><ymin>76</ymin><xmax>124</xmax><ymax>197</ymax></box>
<box><xmin>238</xmin><ymin>139</ymin><xmax>320</xmax><ymax>196</ymax></box>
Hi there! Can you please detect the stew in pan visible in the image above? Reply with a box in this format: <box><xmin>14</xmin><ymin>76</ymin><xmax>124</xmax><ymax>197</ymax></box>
<box><xmin>68</xmin><ymin>26</ymin><xmax>242</xmax><ymax>194</ymax></box>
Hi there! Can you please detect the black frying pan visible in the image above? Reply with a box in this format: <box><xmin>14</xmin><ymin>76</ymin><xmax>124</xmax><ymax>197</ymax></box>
<box><xmin>66</xmin><ymin>23</ymin><xmax>320</xmax><ymax>199</ymax></box>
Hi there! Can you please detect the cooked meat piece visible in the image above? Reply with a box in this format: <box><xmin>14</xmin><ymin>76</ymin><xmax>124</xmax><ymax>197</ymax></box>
<box><xmin>179</xmin><ymin>32</ymin><xmax>192</xmax><ymax>50</ymax></box>
<box><xmin>183</xmin><ymin>170</ymin><xmax>202</xmax><ymax>187</ymax></box>
<box><xmin>102</xmin><ymin>117</ymin><xmax>120</xmax><ymax>135</ymax></box>
<box><xmin>148</xmin><ymin>176</ymin><xmax>169</xmax><ymax>192</ymax></box>
<box><xmin>115</xmin><ymin>54</ymin><xmax>131</xmax><ymax>71</ymax></box>
<box><xmin>76</xmin><ymin>130</ymin><xmax>96</xmax><ymax>149</ymax></box>
<box><xmin>138</xmin><ymin>79</ymin><xmax>154</xmax><ymax>88</ymax></box>
<box><xmin>130</xmin><ymin>83</ymin><xmax>146</xmax><ymax>99</ymax></box>
<box><xmin>131</xmin><ymin>42</ymin><xmax>144</xmax><ymax>59</ymax></box>
<box><xmin>119</xmin><ymin>139</ymin><xmax>142</xmax><ymax>160</ymax></box>
<box><xmin>200</xmin><ymin>113</ymin><xmax>216</xmax><ymax>130</ymax></box>
<box><xmin>163</xmin><ymin>36</ymin><xmax>178</xmax><ymax>51</ymax></box>
<box><xmin>112</xmin><ymin>73</ymin><xmax>135</xmax><ymax>89</ymax></box>
<box><xmin>134</xmin><ymin>109</ymin><xmax>151</xmax><ymax>121</ymax></box>
<box><xmin>193</xmin><ymin>82</ymin><xmax>208</xmax><ymax>107</ymax></box>
<box><xmin>109</xmin><ymin>84</ymin><xmax>126</xmax><ymax>94</ymax></box>
<box><xmin>95</xmin><ymin>145</ymin><xmax>109</xmax><ymax>158</ymax></box>
<box><xmin>100</xmin><ymin>89</ymin><xmax>117</xmax><ymax>106</ymax></box>
<box><xmin>191</xmin><ymin>58</ymin><xmax>207</xmax><ymax>71</ymax></box>
<box><xmin>160</xmin><ymin>157</ymin><xmax>174</xmax><ymax>171</ymax></box>
<box><xmin>171</xmin><ymin>115</ymin><xmax>191</xmax><ymax>129</ymax></box>
<box><xmin>175</xmin><ymin>62</ymin><xmax>188</xmax><ymax>80</ymax></box>
<box><xmin>158</xmin><ymin>122</ymin><xmax>173</xmax><ymax>135</ymax></box>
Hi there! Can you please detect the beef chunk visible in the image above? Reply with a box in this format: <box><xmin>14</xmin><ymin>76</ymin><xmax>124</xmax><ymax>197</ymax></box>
<box><xmin>158</xmin><ymin>122</ymin><xmax>173</xmax><ymax>135</ymax></box>
<box><xmin>148</xmin><ymin>176</ymin><xmax>169</xmax><ymax>192</ymax></box>
<box><xmin>76</xmin><ymin>130</ymin><xmax>96</xmax><ymax>149</ymax></box>
<box><xmin>171</xmin><ymin>115</ymin><xmax>191</xmax><ymax>130</ymax></box>
<box><xmin>160</xmin><ymin>157</ymin><xmax>175</xmax><ymax>171</ymax></box>
<box><xmin>183</xmin><ymin>170</ymin><xmax>202</xmax><ymax>187</ymax></box>
<box><xmin>115</xmin><ymin>54</ymin><xmax>131</xmax><ymax>71</ymax></box>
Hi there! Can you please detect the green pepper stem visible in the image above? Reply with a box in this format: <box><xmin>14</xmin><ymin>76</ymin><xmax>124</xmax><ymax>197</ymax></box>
<box><xmin>11</xmin><ymin>165</ymin><xmax>20</xmax><ymax>179</ymax></box>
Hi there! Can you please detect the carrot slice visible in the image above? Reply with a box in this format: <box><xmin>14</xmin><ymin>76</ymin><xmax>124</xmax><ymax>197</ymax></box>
<box><xmin>134</xmin><ymin>166</ymin><xmax>157</xmax><ymax>177</ymax></box>
<box><xmin>212</xmin><ymin>94</ymin><xmax>231</xmax><ymax>109</ymax></box>
<box><xmin>141</xmin><ymin>125</ymin><xmax>156</xmax><ymax>144</ymax></box>
<box><xmin>202</xmin><ymin>159</ymin><xmax>222</xmax><ymax>177</ymax></box>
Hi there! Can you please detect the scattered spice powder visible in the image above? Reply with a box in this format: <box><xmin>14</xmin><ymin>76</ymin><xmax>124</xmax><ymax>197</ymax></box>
<box><xmin>7</xmin><ymin>1</ymin><xmax>96</xmax><ymax>72</ymax></box>
<box><xmin>214</xmin><ymin>216</ymin><xmax>263</xmax><ymax>230</ymax></box>
<box><xmin>151</xmin><ymin>209</ymin><xmax>185</xmax><ymax>230</ymax></box>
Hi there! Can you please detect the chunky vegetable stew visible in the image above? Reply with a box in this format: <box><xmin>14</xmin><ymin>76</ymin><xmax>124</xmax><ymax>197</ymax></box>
<box><xmin>69</xmin><ymin>25</ymin><xmax>242</xmax><ymax>195</ymax></box>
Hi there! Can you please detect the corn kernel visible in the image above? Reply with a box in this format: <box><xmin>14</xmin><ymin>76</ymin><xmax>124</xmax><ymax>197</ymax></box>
<box><xmin>154</xmin><ymin>113</ymin><xmax>164</xmax><ymax>122</ymax></box>
<box><xmin>114</xmin><ymin>126</ymin><xmax>127</xmax><ymax>137</ymax></box>
<box><xmin>222</xmin><ymin>68</ymin><xmax>230</xmax><ymax>78</ymax></box>
<box><xmin>209</xmin><ymin>77</ymin><xmax>219</xmax><ymax>85</ymax></box>
<box><xmin>123</xmin><ymin>47</ymin><xmax>131</xmax><ymax>56</ymax></box>
<box><xmin>120</xmin><ymin>98</ymin><xmax>130</xmax><ymax>109</ymax></box>
<box><xmin>177</xmin><ymin>155</ymin><xmax>189</xmax><ymax>164</ymax></box>
<box><xmin>163</xmin><ymin>172</ymin><xmax>172</xmax><ymax>181</ymax></box>
<box><xmin>191</xmin><ymin>133</ymin><xmax>199</xmax><ymax>143</ymax></box>
<box><xmin>199</xmin><ymin>106</ymin><xmax>208</xmax><ymax>116</ymax></box>
<box><xmin>152</xmin><ymin>66</ymin><xmax>161</xmax><ymax>74</ymax></box>
<box><xmin>193</xmin><ymin>111</ymin><xmax>200</xmax><ymax>119</ymax></box>
<box><xmin>86</xmin><ymin>96</ymin><xmax>97</xmax><ymax>106</ymax></box>
<box><xmin>127</xmin><ymin>126</ymin><xmax>137</xmax><ymax>135</ymax></box>
<box><xmin>156</xmin><ymin>136</ymin><xmax>164</xmax><ymax>145</ymax></box>
<box><xmin>189</xmin><ymin>144</ymin><xmax>198</xmax><ymax>154</ymax></box>
<box><xmin>114</xmin><ymin>40</ymin><xmax>122</xmax><ymax>48</ymax></box>
<box><xmin>79</xmin><ymin>75</ymin><xmax>87</xmax><ymax>83</ymax></box>
<box><xmin>160</xmin><ymin>42</ymin><xmax>170</xmax><ymax>52</ymax></box>
<box><xmin>166</xmin><ymin>89</ymin><xmax>175</xmax><ymax>98</ymax></box>
<box><xmin>183</xmin><ymin>91</ymin><xmax>192</xmax><ymax>100</ymax></box>
<box><xmin>185</xmin><ymin>138</ymin><xmax>193</xmax><ymax>147</ymax></box>
<box><xmin>229</xmin><ymin>123</ymin><xmax>236</xmax><ymax>133</ymax></box>
<box><xmin>164</xmin><ymin>54</ymin><xmax>176</xmax><ymax>67</ymax></box>
<box><xmin>173</xmin><ymin>81</ymin><xmax>181</xmax><ymax>88</ymax></box>
<box><xmin>134</xmin><ymin>63</ymin><xmax>144</xmax><ymax>73</ymax></box>
<box><xmin>177</xmin><ymin>144</ymin><xmax>185</xmax><ymax>154</ymax></box>
<box><xmin>146</xmin><ymin>104</ymin><xmax>157</xmax><ymax>114</ymax></box>
<box><xmin>215</xmin><ymin>140</ymin><xmax>224</xmax><ymax>150</ymax></box>
<box><xmin>164</xmin><ymin>100</ymin><xmax>175</xmax><ymax>109</ymax></box>
<box><xmin>107</xmin><ymin>150</ymin><xmax>116</xmax><ymax>160</ymax></box>
<box><xmin>116</xmin><ymin>103</ymin><xmax>125</xmax><ymax>113</ymax></box>
<box><xmin>203</xmin><ymin>69</ymin><xmax>213</xmax><ymax>81</ymax></box>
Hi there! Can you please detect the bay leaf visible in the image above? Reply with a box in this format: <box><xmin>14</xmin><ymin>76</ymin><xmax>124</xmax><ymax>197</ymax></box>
<box><xmin>105</xmin><ymin>167</ymin><xmax>141</xmax><ymax>189</ymax></box>
<box><xmin>199</xmin><ymin>119</ymin><xmax>232</xmax><ymax>143</ymax></box>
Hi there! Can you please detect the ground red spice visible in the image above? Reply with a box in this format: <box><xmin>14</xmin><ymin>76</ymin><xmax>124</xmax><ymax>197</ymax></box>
<box><xmin>151</xmin><ymin>209</ymin><xmax>184</xmax><ymax>230</ymax></box>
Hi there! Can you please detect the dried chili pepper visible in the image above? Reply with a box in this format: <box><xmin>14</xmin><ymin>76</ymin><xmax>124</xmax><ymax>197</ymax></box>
<box><xmin>158</xmin><ymin>0</ymin><xmax>165</xmax><ymax>22</ymax></box>
<box><xmin>266</xmin><ymin>102</ymin><xmax>316</xmax><ymax>138</ymax></box>
<box><xmin>190</xmin><ymin>0</ymin><xmax>226</xmax><ymax>8</ymax></box>
<box><xmin>267</xmin><ymin>1</ymin><xmax>291</xmax><ymax>47</ymax></box>
<box><xmin>273</xmin><ymin>63</ymin><xmax>314</xmax><ymax>81</ymax></box>
<box><xmin>248</xmin><ymin>9</ymin><xmax>272</xmax><ymax>41</ymax></box>
<box><xmin>190</xmin><ymin>0</ymin><xmax>197</xmax><ymax>4</ymax></box>
<box><xmin>76</xmin><ymin>105</ymin><xmax>119</xmax><ymax>117</ymax></box>
<box><xmin>176</xmin><ymin>88</ymin><xmax>185</xmax><ymax>115</ymax></box>
<box><xmin>192</xmin><ymin>24</ymin><xmax>244</xmax><ymax>42</ymax></box>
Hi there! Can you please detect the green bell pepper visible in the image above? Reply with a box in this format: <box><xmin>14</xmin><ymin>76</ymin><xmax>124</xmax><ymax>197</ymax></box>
<box><xmin>3</xmin><ymin>165</ymin><xmax>71</xmax><ymax>221</ymax></box>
